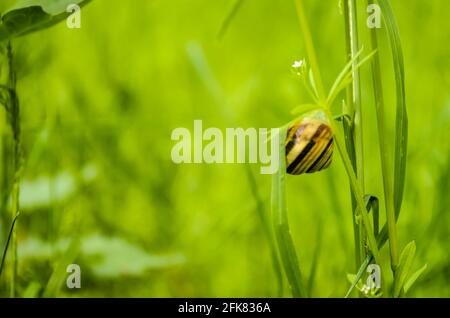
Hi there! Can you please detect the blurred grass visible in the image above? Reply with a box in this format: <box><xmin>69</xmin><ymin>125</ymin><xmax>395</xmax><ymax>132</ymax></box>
<box><xmin>0</xmin><ymin>0</ymin><xmax>449</xmax><ymax>297</ymax></box>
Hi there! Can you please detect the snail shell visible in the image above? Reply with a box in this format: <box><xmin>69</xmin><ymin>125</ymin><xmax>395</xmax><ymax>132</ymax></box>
<box><xmin>285</xmin><ymin>115</ymin><xmax>334</xmax><ymax>175</ymax></box>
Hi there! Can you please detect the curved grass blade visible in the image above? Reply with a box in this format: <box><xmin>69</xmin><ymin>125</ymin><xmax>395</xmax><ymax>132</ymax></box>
<box><xmin>0</xmin><ymin>212</ymin><xmax>20</xmax><ymax>280</ymax></box>
<box><xmin>271</xmin><ymin>126</ymin><xmax>305</xmax><ymax>297</ymax></box>
<box><xmin>365</xmin><ymin>195</ymin><xmax>379</xmax><ymax>237</ymax></box>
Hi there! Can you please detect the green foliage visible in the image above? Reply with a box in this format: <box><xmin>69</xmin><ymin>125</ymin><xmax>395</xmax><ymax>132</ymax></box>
<box><xmin>0</xmin><ymin>0</ymin><xmax>91</xmax><ymax>41</ymax></box>
<box><xmin>0</xmin><ymin>0</ymin><xmax>448</xmax><ymax>298</ymax></box>
<box><xmin>271</xmin><ymin>127</ymin><xmax>305</xmax><ymax>297</ymax></box>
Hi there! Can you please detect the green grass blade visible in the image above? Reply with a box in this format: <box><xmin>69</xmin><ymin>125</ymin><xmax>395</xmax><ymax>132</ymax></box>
<box><xmin>43</xmin><ymin>238</ymin><xmax>80</xmax><ymax>298</ymax></box>
<box><xmin>271</xmin><ymin>126</ymin><xmax>305</xmax><ymax>298</ymax></box>
<box><xmin>217</xmin><ymin>0</ymin><xmax>244</xmax><ymax>39</ymax></box>
<box><xmin>294</xmin><ymin>0</ymin><xmax>326</xmax><ymax>101</ymax></box>
<box><xmin>306</xmin><ymin>220</ymin><xmax>322</xmax><ymax>296</ymax></box>
<box><xmin>0</xmin><ymin>212</ymin><xmax>19</xmax><ymax>280</ymax></box>
<box><xmin>364</xmin><ymin>195</ymin><xmax>379</xmax><ymax>237</ymax></box>
<box><xmin>245</xmin><ymin>166</ymin><xmax>284</xmax><ymax>297</ymax></box>
<box><xmin>345</xmin><ymin>256</ymin><xmax>370</xmax><ymax>298</ymax></box>
<box><xmin>404</xmin><ymin>263</ymin><xmax>427</xmax><ymax>294</ymax></box>
<box><xmin>378</xmin><ymin>0</ymin><xmax>408</xmax><ymax>217</ymax></box>
<box><xmin>394</xmin><ymin>241</ymin><xmax>416</xmax><ymax>297</ymax></box>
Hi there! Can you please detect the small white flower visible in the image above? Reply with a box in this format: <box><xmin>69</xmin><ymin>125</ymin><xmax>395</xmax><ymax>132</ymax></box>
<box><xmin>292</xmin><ymin>60</ymin><xmax>304</xmax><ymax>69</ymax></box>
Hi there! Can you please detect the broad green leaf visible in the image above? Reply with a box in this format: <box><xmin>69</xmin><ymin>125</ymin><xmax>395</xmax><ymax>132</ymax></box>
<box><xmin>10</xmin><ymin>0</ymin><xmax>88</xmax><ymax>15</ymax></box>
<box><xmin>404</xmin><ymin>264</ymin><xmax>427</xmax><ymax>294</ymax></box>
<box><xmin>377</xmin><ymin>0</ymin><xmax>408</xmax><ymax>218</ymax></box>
<box><xmin>394</xmin><ymin>241</ymin><xmax>416</xmax><ymax>297</ymax></box>
<box><xmin>0</xmin><ymin>0</ymin><xmax>91</xmax><ymax>41</ymax></box>
<box><xmin>271</xmin><ymin>126</ymin><xmax>305</xmax><ymax>297</ymax></box>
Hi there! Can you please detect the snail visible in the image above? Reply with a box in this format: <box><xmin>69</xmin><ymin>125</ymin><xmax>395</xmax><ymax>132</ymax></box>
<box><xmin>285</xmin><ymin>111</ymin><xmax>334</xmax><ymax>175</ymax></box>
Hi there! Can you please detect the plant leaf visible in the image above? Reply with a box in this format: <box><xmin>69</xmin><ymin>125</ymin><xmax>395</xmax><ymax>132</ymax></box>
<box><xmin>245</xmin><ymin>166</ymin><xmax>284</xmax><ymax>297</ymax></box>
<box><xmin>404</xmin><ymin>263</ymin><xmax>427</xmax><ymax>294</ymax></box>
<box><xmin>394</xmin><ymin>241</ymin><xmax>416</xmax><ymax>297</ymax></box>
<box><xmin>345</xmin><ymin>256</ymin><xmax>370</xmax><ymax>298</ymax></box>
<box><xmin>43</xmin><ymin>238</ymin><xmax>80</xmax><ymax>298</ymax></box>
<box><xmin>377</xmin><ymin>0</ymin><xmax>408</xmax><ymax>218</ymax></box>
<box><xmin>0</xmin><ymin>0</ymin><xmax>91</xmax><ymax>41</ymax></box>
<box><xmin>0</xmin><ymin>212</ymin><xmax>20</xmax><ymax>280</ymax></box>
<box><xmin>327</xmin><ymin>49</ymin><xmax>376</xmax><ymax>105</ymax></box>
<box><xmin>271</xmin><ymin>126</ymin><xmax>305</xmax><ymax>297</ymax></box>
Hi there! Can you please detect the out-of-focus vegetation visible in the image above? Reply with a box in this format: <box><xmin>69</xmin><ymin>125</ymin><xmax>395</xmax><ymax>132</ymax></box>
<box><xmin>0</xmin><ymin>0</ymin><xmax>449</xmax><ymax>297</ymax></box>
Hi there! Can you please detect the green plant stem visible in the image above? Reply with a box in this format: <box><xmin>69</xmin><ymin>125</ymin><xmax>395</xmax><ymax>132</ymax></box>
<box><xmin>368</xmin><ymin>0</ymin><xmax>399</xmax><ymax>278</ymax></box>
<box><xmin>342</xmin><ymin>0</ymin><xmax>364</xmax><ymax>270</ymax></box>
<box><xmin>327</xmin><ymin>116</ymin><xmax>381</xmax><ymax>267</ymax></box>
<box><xmin>344</xmin><ymin>0</ymin><xmax>364</xmax><ymax>192</ymax></box>
<box><xmin>6</xmin><ymin>42</ymin><xmax>20</xmax><ymax>298</ymax></box>
<box><xmin>294</xmin><ymin>0</ymin><xmax>326</xmax><ymax>102</ymax></box>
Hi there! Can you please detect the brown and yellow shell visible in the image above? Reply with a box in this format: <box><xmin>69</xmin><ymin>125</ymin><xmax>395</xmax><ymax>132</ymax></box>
<box><xmin>285</xmin><ymin>117</ymin><xmax>334</xmax><ymax>175</ymax></box>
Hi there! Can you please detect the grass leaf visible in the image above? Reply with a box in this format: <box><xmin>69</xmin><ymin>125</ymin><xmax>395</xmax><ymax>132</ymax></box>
<box><xmin>271</xmin><ymin>126</ymin><xmax>305</xmax><ymax>297</ymax></box>
<box><xmin>327</xmin><ymin>49</ymin><xmax>376</xmax><ymax>105</ymax></box>
<box><xmin>377</xmin><ymin>0</ymin><xmax>408</xmax><ymax>218</ymax></box>
<box><xmin>217</xmin><ymin>0</ymin><xmax>244</xmax><ymax>39</ymax></box>
<box><xmin>394</xmin><ymin>241</ymin><xmax>416</xmax><ymax>297</ymax></box>
<box><xmin>404</xmin><ymin>263</ymin><xmax>427</xmax><ymax>294</ymax></box>
<box><xmin>245</xmin><ymin>166</ymin><xmax>284</xmax><ymax>296</ymax></box>
<box><xmin>0</xmin><ymin>212</ymin><xmax>20</xmax><ymax>280</ymax></box>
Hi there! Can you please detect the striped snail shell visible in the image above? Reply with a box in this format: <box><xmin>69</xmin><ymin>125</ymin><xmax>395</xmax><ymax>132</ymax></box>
<box><xmin>285</xmin><ymin>111</ymin><xmax>334</xmax><ymax>175</ymax></box>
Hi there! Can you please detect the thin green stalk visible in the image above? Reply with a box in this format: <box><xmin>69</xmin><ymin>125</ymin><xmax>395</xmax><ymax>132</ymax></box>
<box><xmin>344</xmin><ymin>0</ymin><xmax>364</xmax><ymax>192</ymax></box>
<box><xmin>0</xmin><ymin>212</ymin><xmax>19</xmax><ymax>279</ymax></box>
<box><xmin>6</xmin><ymin>42</ymin><xmax>21</xmax><ymax>298</ymax></box>
<box><xmin>368</xmin><ymin>0</ymin><xmax>399</xmax><ymax>283</ymax></box>
<box><xmin>328</xmin><ymin>115</ymin><xmax>381</xmax><ymax>267</ymax></box>
<box><xmin>294</xmin><ymin>0</ymin><xmax>326</xmax><ymax>102</ymax></box>
<box><xmin>342</xmin><ymin>0</ymin><xmax>363</xmax><ymax>270</ymax></box>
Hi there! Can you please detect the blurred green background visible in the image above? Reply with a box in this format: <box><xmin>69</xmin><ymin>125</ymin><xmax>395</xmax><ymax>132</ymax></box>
<box><xmin>0</xmin><ymin>0</ymin><xmax>449</xmax><ymax>297</ymax></box>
